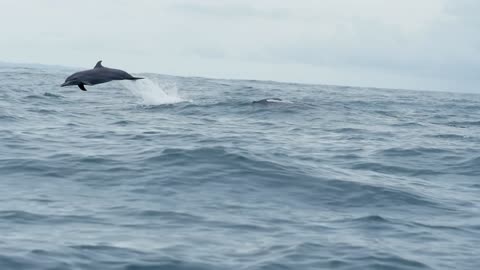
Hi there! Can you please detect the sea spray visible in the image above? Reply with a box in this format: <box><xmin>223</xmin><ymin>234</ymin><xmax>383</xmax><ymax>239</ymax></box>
<box><xmin>121</xmin><ymin>77</ymin><xmax>185</xmax><ymax>105</ymax></box>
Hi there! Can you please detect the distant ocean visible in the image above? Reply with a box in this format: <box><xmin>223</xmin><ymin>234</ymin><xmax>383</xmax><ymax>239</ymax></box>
<box><xmin>0</xmin><ymin>63</ymin><xmax>479</xmax><ymax>270</ymax></box>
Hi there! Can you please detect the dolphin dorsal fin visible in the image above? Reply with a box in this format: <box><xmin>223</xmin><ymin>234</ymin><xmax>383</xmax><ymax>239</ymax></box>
<box><xmin>94</xmin><ymin>60</ymin><xmax>104</xmax><ymax>69</ymax></box>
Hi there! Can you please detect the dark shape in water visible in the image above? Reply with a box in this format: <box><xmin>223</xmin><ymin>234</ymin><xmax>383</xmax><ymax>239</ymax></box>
<box><xmin>252</xmin><ymin>98</ymin><xmax>282</xmax><ymax>104</ymax></box>
<box><xmin>61</xmin><ymin>61</ymin><xmax>143</xmax><ymax>91</ymax></box>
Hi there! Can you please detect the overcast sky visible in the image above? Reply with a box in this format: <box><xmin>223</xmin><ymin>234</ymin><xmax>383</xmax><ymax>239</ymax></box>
<box><xmin>0</xmin><ymin>0</ymin><xmax>478</xmax><ymax>92</ymax></box>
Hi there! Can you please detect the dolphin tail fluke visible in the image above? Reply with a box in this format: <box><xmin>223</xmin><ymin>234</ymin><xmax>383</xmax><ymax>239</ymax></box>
<box><xmin>78</xmin><ymin>84</ymin><xmax>87</xmax><ymax>91</ymax></box>
<box><xmin>129</xmin><ymin>77</ymin><xmax>144</xmax><ymax>80</ymax></box>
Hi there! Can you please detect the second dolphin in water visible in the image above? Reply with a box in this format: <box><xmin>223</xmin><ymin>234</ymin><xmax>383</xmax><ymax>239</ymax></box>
<box><xmin>61</xmin><ymin>61</ymin><xmax>143</xmax><ymax>91</ymax></box>
<box><xmin>252</xmin><ymin>98</ymin><xmax>283</xmax><ymax>104</ymax></box>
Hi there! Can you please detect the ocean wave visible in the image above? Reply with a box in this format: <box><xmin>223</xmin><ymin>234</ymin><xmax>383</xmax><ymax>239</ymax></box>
<box><xmin>379</xmin><ymin>147</ymin><xmax>450</xmax><ymax>157</ymax></box>
<box><xmin>0</xmin><ymin>210</ymin><xmax>106</xmax><ymax>225</ymax></box>
<box><xmin>0</xmin><ymin>63</ymin><xmax>478</xmax><ymax>270</ymax></box>
<box><xmin>391</xmin><ymin>122</ymin><xmax>426</xmax><ymax>128</ymax></box>
<box><xmin>133</xmin><ymin>210</ymin><xmax>202</xmax><ymax>223</ymax></box>
<box><xmin>427</xmin><ymin>134</ymin><xmax>472</xmax><ymax>140</ymax></box>
<box><xmin>249</xmin><ymin>242</ymin><xmax>433</xmax><ymax>270</ymax></box>
<box><xmin>320</xmin><ymin>178</ymin><xmax>444</xmax><ymax>209</ymax></box>
<box><xmin>43</xmin><ymin>92</ymin><xmax>64</xmax><ymax>98</ymax></box>
<box><xmin>0</xmin><ymin>114</ymin><xmax>22</xmax><ymax>122</ymax></box>
<box><xmin>6</xmin><ymin>246</ymin><xmax>216</xmax><ymax>270</ymax></box>
<box><xmin>351</xmin><ymin>162</ymin><xmax>442</xmax><ymax>176</ymax></box>
<box><xmin>444</xmin><ymin>120</ymin><xmax>480</xmax><ymax>128</ymax></box>
<box><xmin>132</xmin><ymin>146</ymin><xmax>444</xmax><ymax>210</ymax></box>
<box><xmin>450</xmin><ymin>156</ymin><xmax>480</xmax><ymax>176</ymax></box>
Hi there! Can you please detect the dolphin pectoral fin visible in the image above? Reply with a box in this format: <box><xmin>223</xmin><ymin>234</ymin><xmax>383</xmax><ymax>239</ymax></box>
<box><xmin>78</xmin><ymin>83</ymin><xmax>87</xmax><ymax>91</ymax></box>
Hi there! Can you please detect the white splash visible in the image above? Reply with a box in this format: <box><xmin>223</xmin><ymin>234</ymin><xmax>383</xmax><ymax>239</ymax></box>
<box><xmin>121</xmin><ymin>77</ymin><xmax>185</xmax><ymax>105</ymax></box>
<box><xmin>262</xmin><ymin>98</ymin><xmax>293</xmax><ymax>104</ymax></box>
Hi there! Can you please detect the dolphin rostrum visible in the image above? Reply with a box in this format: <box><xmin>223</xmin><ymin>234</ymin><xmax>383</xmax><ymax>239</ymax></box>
<box><xmin>61</xmin><ymin>61</ymin><xmax>143</xmax><ymax>91</ymax></box>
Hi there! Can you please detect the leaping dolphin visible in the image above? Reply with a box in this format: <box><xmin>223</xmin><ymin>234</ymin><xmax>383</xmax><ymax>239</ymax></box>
<box><xmin>61</xmin><ymin>61</ymin><xmax>143</xmax><ymax>91</ymax></box>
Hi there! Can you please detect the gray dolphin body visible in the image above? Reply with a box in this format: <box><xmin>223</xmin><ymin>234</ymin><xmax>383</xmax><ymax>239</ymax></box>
<box><xmin>61</xmin><ymin>61</ymin><xmax>143</xmax><ymax>91</ymax></box>
<box><xmin>252</xmin><ymin>98</ymin><xmax>282</xmax><ymax>104</ymax></box>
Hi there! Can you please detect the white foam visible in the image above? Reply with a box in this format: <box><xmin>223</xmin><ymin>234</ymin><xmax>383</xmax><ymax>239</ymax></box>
<box><xmin>267</xmin><ymin>99</ymin><xmax>293</xmax><ymax>104</ymax></box>
<box><xmin>121</xmin><ymin>77</ymin><xmax>185</xmax><ymax>105</ymax></box>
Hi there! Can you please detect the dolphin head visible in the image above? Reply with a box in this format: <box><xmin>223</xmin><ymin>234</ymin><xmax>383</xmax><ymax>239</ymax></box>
<box><xmin>61</xmin><ymin>73</ymin><xmax>81</xmax><ymax>87</ymax></box>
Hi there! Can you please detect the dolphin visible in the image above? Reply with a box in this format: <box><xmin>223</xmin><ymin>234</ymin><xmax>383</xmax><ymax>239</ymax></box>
<box><xmin>252</xmin><ymin>98</ymin><xmax>283</xmax><ymax>104</ymax></box>
<box><xmin>61</xmin><ymin>61</ymin><xmax>143</xmax><ymax>91</ymax></box>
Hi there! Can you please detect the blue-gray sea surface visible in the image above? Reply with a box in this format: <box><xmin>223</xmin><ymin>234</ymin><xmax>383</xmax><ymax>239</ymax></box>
<box><xmin>0</xmin><ymin>63</ymin><xmax>479</xmax><ymax>270</ymax></box>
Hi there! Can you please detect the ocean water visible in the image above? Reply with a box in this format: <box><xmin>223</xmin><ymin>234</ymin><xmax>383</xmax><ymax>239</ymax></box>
<box><xmin>0</xmin><ymin>63</ymin><xmax>479</xmax><ymax>270</ymax></box>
